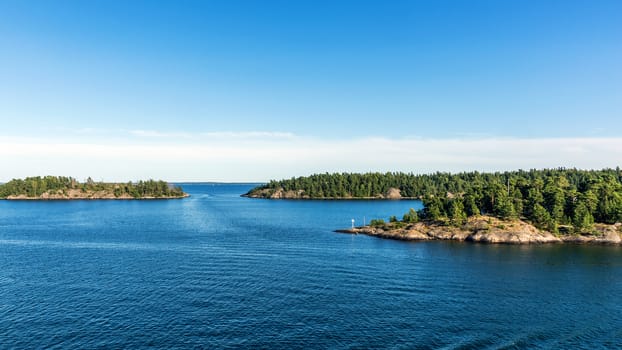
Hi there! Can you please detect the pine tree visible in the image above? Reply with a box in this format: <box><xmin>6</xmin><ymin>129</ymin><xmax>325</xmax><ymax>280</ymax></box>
<box><xmin>448</xmin><ymin>198</ymin><xmax>467</xmax><ymax>226</ymax></box>
<box><xmin>573</xmin><ymin>201</ymin><xmax>594</xmax><ymax>233</ymax></box>
<box><xmin>402</xmin><ymin>208</ymin><xmax>419</xmax><ymax>223</ymax></box>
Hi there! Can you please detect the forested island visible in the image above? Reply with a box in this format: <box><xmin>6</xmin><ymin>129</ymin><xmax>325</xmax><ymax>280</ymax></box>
<box><xmin>248</xmin><ymin>168</ymin><xmax>622</xmax><ymax>243</ymax></box>
<box><xmin>0</xmin><ymin>176</ymin><xmax>188</xmax><ymax>200</ymax></box>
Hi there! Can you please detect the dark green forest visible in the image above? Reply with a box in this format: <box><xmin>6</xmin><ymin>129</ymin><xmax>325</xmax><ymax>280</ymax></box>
<box><xmin>248</xmin><ymin>168</ymin><xmax>622</xmax><ymax>233</ymax></box>
<box><xmin>0</xmin><ymin>176</ymin><xmax>186</xmax><ymax>199</ymax></box>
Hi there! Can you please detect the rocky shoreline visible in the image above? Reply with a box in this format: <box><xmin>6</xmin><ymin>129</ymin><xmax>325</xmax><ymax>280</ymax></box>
<box><xmin>4</xmin><ymin>189</ymin><xmax>189</xmax><ymax>200</ymax></box>
<box><xmin>336</xmin><ymin>216</ymin><xmax>622</xmax><ymax>245</ymax></box>
<box><xmin>244</xmin><ymin>187</ymin><xmax>412</xmax><ymax>199</ymax></box>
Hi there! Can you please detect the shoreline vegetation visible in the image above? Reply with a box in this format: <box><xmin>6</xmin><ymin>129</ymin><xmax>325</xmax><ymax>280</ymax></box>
<box><xmin>0</xmin><ymin>176</ymin><xmax>188</xmax><ymax>200</ymax></box>
<box><xmin>247</xmin><ymin>168</ymin><xmax>622</xmax><ymax>244</ymax></box>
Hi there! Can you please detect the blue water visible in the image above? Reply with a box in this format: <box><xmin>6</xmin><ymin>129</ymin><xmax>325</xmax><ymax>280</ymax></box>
<box><xmin>1</xmin><ymin>184</ymin><xmax>621</xmax><ymax>349</ymax></box>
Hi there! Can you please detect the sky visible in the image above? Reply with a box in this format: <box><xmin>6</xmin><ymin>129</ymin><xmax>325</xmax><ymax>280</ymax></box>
<box><xmin>0</xmin><ymin>0</ymin><xmax>621</xmax><ymax>182</ymax></box>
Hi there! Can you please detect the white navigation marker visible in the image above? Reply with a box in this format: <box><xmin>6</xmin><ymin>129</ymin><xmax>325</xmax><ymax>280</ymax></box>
<box><xmin>351</xmin><ymin>218</ymin><xmax>355</xmax><ymax>229</ymax></box>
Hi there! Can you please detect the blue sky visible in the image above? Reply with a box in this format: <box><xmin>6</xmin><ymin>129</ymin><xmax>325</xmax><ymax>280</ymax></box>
<box><xmin>1</xmin><ymin>1</ymin><xmax>621</xmax><ymax>181</ymax></box>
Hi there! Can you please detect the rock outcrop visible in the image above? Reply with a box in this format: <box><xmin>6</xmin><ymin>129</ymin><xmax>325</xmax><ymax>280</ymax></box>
<box><xmin>336</xmin><ymin>216</ymin><xmax>622</xmax><ymax>245</ymax></box>
<box><xmin>384</xmin><ymin>187</ymin><xmax>402</xmax><ymax>199</ymax></box>
<box><xmin>244</xmin><ymin>186</ymin><xmax>408</xmax><ymax>199</ymax></box>
<box><xmin>244</xmin><ymin>187</ymin><xmax>307</xmax><ymax>199</ymax></box>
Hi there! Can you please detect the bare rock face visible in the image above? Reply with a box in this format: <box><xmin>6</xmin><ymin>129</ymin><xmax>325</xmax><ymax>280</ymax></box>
<box><xmin>472</xmin><ymin>218</ymin><xmax>561</xmax><ymax>243</ymax></box>
<box><xmin>469</xmin><ymin>230</ymin><xmax>560</xmax><ymax>244</ymax></box>
<box><xmin>264</xmin><ymin>188</ymin><xmax>307</xmax><ymax>199</ymax></box>
<box><xmin>598</xmin><ymin>226</ymin><xmax>622</xmax><ymax>243</ymax></box>
<box><xmin>267</xmin><ymin>188</ymin><xmax>285</xmax><ymax>199</ymax></box>
<box><xmin>6</xmin><ymin>194</ymin><xmax>28</xmax><ymax>199</ymax></box>
<box><xmin>558</xmin><ymin>224</ymin><xmax>622</xmax><ymax>244</ymax></box>
<box><xmin>384</xmin><ymin>188</ymin><xmax>402</xmax><ymax>199</ymax></box>
<box><xmin>244</xmin><ymin>187</ymin><xmax>283</xmax><ymax>198</ymax></box>
<box><xmin>426</xmin><ymin>226</ymin><xmax>469</xmax><ymax>240</ymax></box>
<box><xmin>401</xmin><ymin>229</ymin><xmax>430</xmax><ymax>240</ymax></box>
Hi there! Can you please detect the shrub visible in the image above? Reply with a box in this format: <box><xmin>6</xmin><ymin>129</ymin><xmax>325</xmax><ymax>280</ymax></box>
<box><xmin>370</xmin><ymin>219</ymin><xmax>386</xmax><ymax>227</ymax></box>
<box><xmin>402</xmin><ymin>208</ymin><xmax>419</xmax><ymax>223</ymax></box>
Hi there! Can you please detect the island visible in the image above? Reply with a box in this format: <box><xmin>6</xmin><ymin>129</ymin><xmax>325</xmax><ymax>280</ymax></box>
<box><xmin>0</xmin><ymin>176</ymin><xmax>189</xmax><ymax>200</ymax></box>
<box><xmin>244</xmin><ymin>172</ymin><xmax>417</xmax><ymax>199</ymax></box>
<box><xmin>247</xmin><ymin>168</ymin><xmax>622</xmax><ymax>244</ymax></box>
<box><xmin>336</xmin><ymin>215</ymin><xmax>622</xmax><ymax>244</ymax></box>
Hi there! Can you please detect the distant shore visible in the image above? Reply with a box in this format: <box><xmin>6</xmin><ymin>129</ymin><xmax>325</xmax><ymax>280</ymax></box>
<box><xmin>0</xmin><ymin>176</ymin><xmax>189</xmax><ymax>200</ymax></box>
<box><xmin>4</xmin><ymin>192</ymin><xmax>190</xmax><ymax>200</ymax></box>
<box><xmin>336</xmin><ymin>216</ymin><xmax>622</xmax><ymax>245</ymax></box>
<box><xmin>243</xmin><ymin>187</ymin><xmax>412</xmax><ymax>199</ymax></box>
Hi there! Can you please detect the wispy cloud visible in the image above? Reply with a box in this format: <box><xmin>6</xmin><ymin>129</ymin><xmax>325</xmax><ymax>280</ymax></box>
<box><xmin>128</xmin><ymin>129</ymin><xmax>193</xmax><ymax>138</ymax></box>
<box><xmin>1</xmin><ymin>134</ymin><xmax>621</xmax><ymax>182</ymax></box>
<box><xmin>201</xmin><ymin>131</ymin><xmax>296</xmax><ymax>139</ymax></box>
<box><xmin>31</xmin><ymin>128</ymin><xmax>297</xmax><ymax>142</ymax></box>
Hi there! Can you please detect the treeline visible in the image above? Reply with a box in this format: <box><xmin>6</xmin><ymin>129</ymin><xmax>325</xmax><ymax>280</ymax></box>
<box><xmin>0</xmin><ymin>176</ymin><xmax>186</xmax><ymax>198</ymax></box>
<box><xmin>250</xmin><ymin>172</ymin><xmax>450</xmax><ymax>198</ymax></box>
<box><xmin>249</xmin><ymin>168</ymin><xmax>622</xmax><ymax>233</ymax></box>
<box><xmin>417</xmin><ymin>168</ymin><xmax>622</xmax><ymax>233</ymax></box>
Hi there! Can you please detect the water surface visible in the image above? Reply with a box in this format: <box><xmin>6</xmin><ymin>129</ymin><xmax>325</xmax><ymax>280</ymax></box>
<box><xmin>1</xmin><ymin>184</ymin><xmax>621</xmax><ymax>348</ymax></box>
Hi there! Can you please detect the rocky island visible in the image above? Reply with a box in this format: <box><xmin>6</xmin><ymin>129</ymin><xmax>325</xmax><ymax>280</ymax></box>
<box><xmin>0</xmin><ymin>176</ymin><xmax>188</xmax><ymax>200</ymax></box>
<box><xmin>244</xmin><ymin>173</ymin><xmax>422</xmax><ymax>199</ymax></box>
<box><xmin>337</xmin><ymin>215</ymin><xmax>622</xmax><ymax>245</ymax></box>
<box><xmin>248</xmin><ymin>168</ymin><xmax>622</xmax><ymax>244</ymax></box>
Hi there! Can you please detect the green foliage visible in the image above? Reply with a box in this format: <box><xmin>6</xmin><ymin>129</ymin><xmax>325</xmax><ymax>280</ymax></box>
<box><xmin>392</xmin><ymin>221</ymin><xmax>406</xmax><ymax>229</ymax></box>
<box><xmin>370</xmin><ymin>219</ymin><xmax>386</xmax><ymax>227</ymax></box>
<box><xmin>494</xmin><ymin>195</ymin><xmax>516</xmax><ymax>220</ymax></box>
<box><xmin>531</xmin><ymin>203</ymin><xmax>557</xmax><ymax>232</ymax></box>
<box><xmin>402</xmin><ymin>208</ymin><xmax>419</xmax><ymax>223</ymax></box>
<box><xmin>247</xmin><ymin>168</ymin><xmax>622</xmax><ymax>233</ymax></box>
<box><xmin>389</xmin><ymin>215</ymin><xmax>398</xmax><ymax>222</ymax></box>
<box><xmin>422</xmin><ymin>196</ymin><xmax>445</xmax><ymax>221</ymax></box>
<box><xmin>0</xmin><ymin>176</ymin><xmax>185</xmax><ymax>199</ymax></box>
<box><xmin>543</xmin><ymin>179</ymin><xmax>565</xmax><ymax>223</ymax></box>
<box><xmin>447</xmin><ymin>198</ymin><xmax>467</xmax><ymax>226</ymax></box>
<box><xmin>573</xmin><ymin>201</ymin><xmax>594</xmax><ymax>232</ymax></box>
<box><xmin>463</xmin><ymin>193</ymin><xmax>480</xmax><ymax>217</ymax></box>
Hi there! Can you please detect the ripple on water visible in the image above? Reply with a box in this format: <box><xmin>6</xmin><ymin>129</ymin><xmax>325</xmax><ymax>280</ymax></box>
<box><xmin>1</xmin><ymin>184</ymin><xmax>622</xmax><ymax>348</ymax></box>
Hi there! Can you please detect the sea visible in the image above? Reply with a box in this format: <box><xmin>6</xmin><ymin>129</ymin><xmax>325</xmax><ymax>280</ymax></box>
<box><xmin>1</xmin><ymin>183</ymin><xmax>621</xmax><ymax>349</ymax></box>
